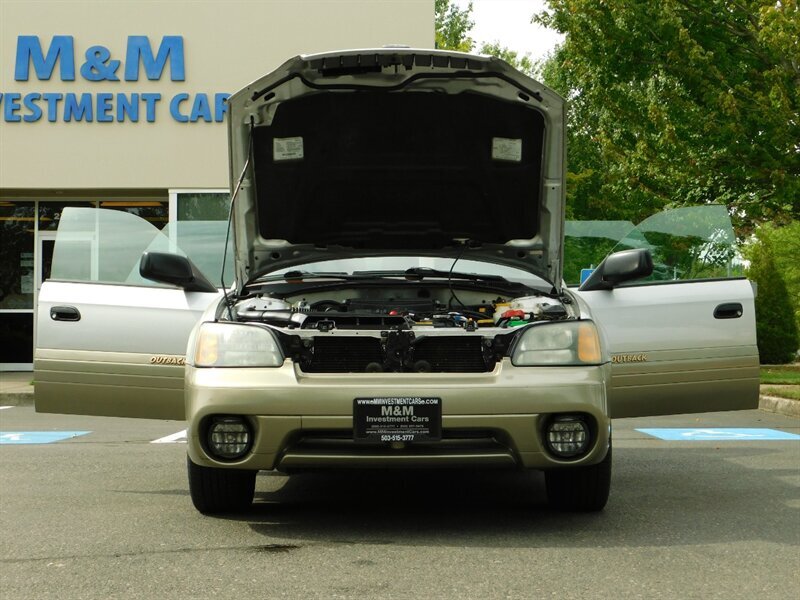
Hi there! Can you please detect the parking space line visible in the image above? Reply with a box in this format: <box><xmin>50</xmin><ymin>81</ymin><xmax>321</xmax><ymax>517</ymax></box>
<box><xmin>151</xmin><ymin>430</ymin><xmax>187</xmax><ymax>444</ymax></box>
<box><xmin>0</xmin><ymin>406</ymin><xmax>13</xmax><ymax>410</ymax></box>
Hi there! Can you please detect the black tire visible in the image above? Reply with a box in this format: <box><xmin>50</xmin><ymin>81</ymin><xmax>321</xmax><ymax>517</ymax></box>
<box><xmin>545</xmin><ymin>445</ymin><xmax>612</xmax><ymax>512</ymax></box>
<box><xmin>187</xmin><ymin>456</ymin><xmax>256</xmax><ymax>514</ymax></box>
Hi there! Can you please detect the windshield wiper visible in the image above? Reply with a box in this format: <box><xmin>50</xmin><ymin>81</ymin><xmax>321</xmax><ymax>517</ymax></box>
<box><xmin>353</xmin><ymin>268</ymin><xmax>508</xmax><ymax>282</ymax></box>
<box><xmin>248</xmin><ymin>268</ymin><xmax>553</xmax><ymax>295</ymax></box>
<box><xmin>252</xmin><ymin>268</ymin><xmax>507</xmax><ymax>284</ymax></box>
<box><xmin>252</xmin><ymin>270</ymin><xmax>353</xmax><ymax>283</ymax></box>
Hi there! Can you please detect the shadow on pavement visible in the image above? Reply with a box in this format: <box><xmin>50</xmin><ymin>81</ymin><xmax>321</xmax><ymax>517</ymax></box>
<box><xmin>213</xmin><ymin>445</ymin><xmax>800</xmax><ymax>549</ymax></box>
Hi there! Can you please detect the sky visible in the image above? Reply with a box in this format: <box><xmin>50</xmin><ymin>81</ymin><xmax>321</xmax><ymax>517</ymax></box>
<box><xmin>452</xmin><ymin>0</ymin><xmax>564</xmax><ymax>61</ymax></box>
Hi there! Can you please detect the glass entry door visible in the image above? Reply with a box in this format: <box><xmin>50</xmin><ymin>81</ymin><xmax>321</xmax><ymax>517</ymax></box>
<box><xmin>0</xmin><ymin>201</ymin><xmax>35</xmax><ymax>370</ymax></box>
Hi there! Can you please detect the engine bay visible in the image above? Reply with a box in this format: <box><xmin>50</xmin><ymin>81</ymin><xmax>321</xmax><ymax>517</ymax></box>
<box><xmin>227</xmin><ymin>283</ymin><xmax>577</xmax><ymax>374</ymax></box>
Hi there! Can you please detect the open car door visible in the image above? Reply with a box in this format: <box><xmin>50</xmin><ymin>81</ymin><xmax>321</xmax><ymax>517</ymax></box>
<box><xmin>572</xmin><ymin>206</ymin><xmax>760</xmax><ymax>418</ymax></box>
<box><xmin>34</xmin><ymin>208</ymin><xmax>226</xmax><ymax>420</ymax></box>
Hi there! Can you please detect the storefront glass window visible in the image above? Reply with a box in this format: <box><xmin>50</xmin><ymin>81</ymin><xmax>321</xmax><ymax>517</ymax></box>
<box><xmin>177</xmin><ymin>193</ymin><xmax>230</xmax><ymax>221</ymax></box>
<box><xmin>38</xmin><ymin>201</ymin><xmax>95</xmax><ymax>231</ymax></box>
<box><xmin>0</xmin><ymin>201</ymin><xmax>35</xmax><ymax>309</ymax></box>
<box><xmin>176</xmin><ymin>192</ymin><xmax>233</xmax><ymax>286</ymax></box>
<box><xmin>100</xmin><ymin>200</ymin><xmax>169</xmax><ymax>230</ymax></box>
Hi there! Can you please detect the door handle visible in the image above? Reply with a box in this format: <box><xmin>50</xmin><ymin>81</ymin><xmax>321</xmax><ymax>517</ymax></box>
<box><xmin>714</xmin><ymin>303</ymin><xmax>743</xmax><ymax>319</ymax></box>
<box><xmin>50</xmin><ymin>306</ymin><xmax>81</xmax><ymax>321</ymax></box>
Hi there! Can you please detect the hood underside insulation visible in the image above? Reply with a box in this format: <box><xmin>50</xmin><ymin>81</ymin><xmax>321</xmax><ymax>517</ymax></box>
<box><xmin>252</xmin><ymin>91</ymin><xmax>545</xmax><ymax>249</ymax></box>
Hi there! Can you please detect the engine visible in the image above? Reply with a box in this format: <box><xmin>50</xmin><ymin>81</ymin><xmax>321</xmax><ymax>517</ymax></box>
<box><xmin>230</xmin><ymin>288</ymin><xmax>574</xmax><ymax>374</ymax></box>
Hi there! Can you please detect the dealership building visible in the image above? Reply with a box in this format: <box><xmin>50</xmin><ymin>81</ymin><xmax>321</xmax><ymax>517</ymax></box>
<box><xmin>0</xmin><ymin>0</ymin><xmax>433</xmax><ymax>370</ymax></box>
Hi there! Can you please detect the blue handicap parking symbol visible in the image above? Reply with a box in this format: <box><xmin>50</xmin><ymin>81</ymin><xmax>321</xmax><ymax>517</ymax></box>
<box><xmin>0</xmin><ymin>431</ymin><xmax>91</xmax><ymax>445</ymax></box>
<box><xmin>636</xmin><ymin>428</ymin><xmax>800</xmax><ymax>441</ymax></box>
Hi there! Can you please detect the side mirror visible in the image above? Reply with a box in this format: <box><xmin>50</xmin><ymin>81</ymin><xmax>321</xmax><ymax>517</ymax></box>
<box><xmin>139</xmin><ymin>252</ymin><xmax>218</xmax><ymax>293</ymax></box>
<box><xmin>578</xmin><ymin>248</ymin><xmax>653</xmax><ymax>291</ymax></box>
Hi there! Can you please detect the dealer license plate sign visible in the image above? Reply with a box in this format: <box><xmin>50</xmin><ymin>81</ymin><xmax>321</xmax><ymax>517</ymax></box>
<box><xmin>354</xmin><ymin>397</ymin><xmax>442</xmax><ymax>442</ymax></box>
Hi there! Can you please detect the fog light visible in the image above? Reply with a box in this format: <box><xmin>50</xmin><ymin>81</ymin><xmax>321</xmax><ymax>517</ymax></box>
<box><xmin>546</xmin><ymin>416</ymin><xmax>590</xmax><ymax>458</ymax></box>
<box><xmin>207</xmin><ymin>416</ymin><xmax>252</xmax><ymax>460</ymax></box>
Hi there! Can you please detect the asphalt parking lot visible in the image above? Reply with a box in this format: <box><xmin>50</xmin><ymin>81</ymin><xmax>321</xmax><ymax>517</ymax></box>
<box><xmin>1</xmin><ymin>406</ymin><xmax>798</xmax><ymax>599</ymax></box>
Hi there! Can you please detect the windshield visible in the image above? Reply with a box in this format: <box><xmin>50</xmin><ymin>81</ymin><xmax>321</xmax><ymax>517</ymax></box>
<box><xmin>259</xmin><ymin>256</ymin><xmax>550</xmax><ymax>288</ymax></box>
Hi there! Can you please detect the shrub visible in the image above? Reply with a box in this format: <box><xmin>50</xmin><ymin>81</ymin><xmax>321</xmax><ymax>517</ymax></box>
<box><xmin>747</xmin><ymin>233</ymin><xmax>799</xmax><ymax>364</ymax></box>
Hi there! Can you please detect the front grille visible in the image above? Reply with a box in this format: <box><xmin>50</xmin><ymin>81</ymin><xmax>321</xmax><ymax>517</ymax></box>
<box><xmin>303</xmin><ymin>336</ymin><xmax>383</xmax><ymax>373</ymax></box>
<box><xmin>411</xmin><ymin>337</ymin><xmax>487</xmax><ymax>373</ymax></box>
<box><xmin>299</xmin><ymin>335</ymin><xmax>493</xmax><ymax>373</ymax></box>
<box><xmin>276</xmin><ymin>427</ymin><xmax>518</xmax><ymax>470</ymax></box>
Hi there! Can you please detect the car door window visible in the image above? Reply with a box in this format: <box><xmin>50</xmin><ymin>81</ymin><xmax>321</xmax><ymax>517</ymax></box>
<box><xmin>564</xmin><ymin>220</ymin><xmax>639</xmax><ymax>285</ymax></box>
<box><xmin>51</xmin><ymin>207</ymin><xmax>231</xmax><ymax>287</ymax></box>
<box><xmin>566</xmin><ymin>205</ymin><xmax>743</xmax><ymax>286</ymax></box>
<box><xmin>610</xmin><ymin>205</ymin><xmax>743</xmax><ymax>283</ymax></box>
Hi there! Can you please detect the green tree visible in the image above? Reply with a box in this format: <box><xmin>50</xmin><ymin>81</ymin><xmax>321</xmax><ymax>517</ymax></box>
<box><xmin>478</xmin><ymin>41</ymin><xmax>535</xmax><ymax>76</ymax></box>
<box><xmin>746</xmin><ymin>230</ymin><xmax>799</xmax><ymax>363</ymax></box>
<box><xmin>435</xmin><ymin>1</ymin><xmax>536</xmax><ymax>75</ymax></box>
<box><xmin>745</xmin><ymin>220</ymin><xmax>800</xmax><ymax>336</ymax></box>
<box><xmin>435</xmin><ymin>0</ymin><xmax>475</xmax><ymax>52</ymax></box>
<box><xmin>536</xmin><ymin>0</ymin><xmax>800</xmax><ymax>232</ymax></box>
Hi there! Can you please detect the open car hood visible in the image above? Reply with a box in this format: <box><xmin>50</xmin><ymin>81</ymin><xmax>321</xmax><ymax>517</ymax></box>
<box><xmin>227</xmin><ymin>48</ymin><xmax>566</xmax><ymax>292</ymax></box>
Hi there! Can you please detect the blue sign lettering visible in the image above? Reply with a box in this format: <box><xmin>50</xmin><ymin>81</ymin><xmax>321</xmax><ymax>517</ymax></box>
<box><xmin>64</xmin><ymin>93</ymin><xmax>93</xmax><ymax>122</ymax></box>
<box><xmin>3</xmin><ymin>92</ymin><xmax>21</xmax><ymax>122</ymax></box>
<box><xmin>4</xmin><ymin>35</ymin><xmax>230</xmax><ymax>123</ymax></box>
<box><xmin>215</xmin><ymin>93</ymin><xmax>230</xmax><ymax>122</ymax></box>
<box><xmin>14</xmin><ymin>35</ymin><xmax>183</xmax><ymax>82</ymax></box>
<box><xmin>117</xmin><ymin>94</ymin><xmax>139</xmax><ymax>122</ymax></box>
<box><xmin>125</xmin><ymin>36</ymin><xmax>185</xmax><ymax>81</ymax></box>
<box><xmin>190</xmin><ymin>93</ymin><xmax>212</xmax><ymax>122</ymax></box>
<box><xmin>42</xmin><ymin>93</ymin><xmax>63</xmax><ymax>122</ymax></box>
<box><xmin>14</xmin><ymin>35</ymin><xmax>75</xmax><ymax>81</ymax></box>
<box><xmin>170</xmin><ymin>93</ymin><xmax>190</xmax><ymax>122</ymax></box>
<box><xmin>23</xmin><ymin>92</ymin><xmax>42</xmax><ymax>122</ymax></box>
<box><xmin>141</xmin><ymin>93</ymin><xmax>161</xmax><ymax>122</ymax></box>
<box><xmin>96</xmin><ymin>93</ymin><xmax>114</xmax><ymax>122</ymax></box>
<box><xmin>80</xmin><ymin>46</ymin><xmax>120</xmax><ymax>81</ymax></box>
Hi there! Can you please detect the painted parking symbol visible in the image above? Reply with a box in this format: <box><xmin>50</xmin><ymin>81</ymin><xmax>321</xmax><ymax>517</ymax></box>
<box><xmin>637</xmin><ymin>428</ymin><xmax>800</xmax><ymax>441</ymax></box>
<box><xmin>0</xmin><ymin>431</ymin><xmax>91</xmax><ymax>445</ymax></box>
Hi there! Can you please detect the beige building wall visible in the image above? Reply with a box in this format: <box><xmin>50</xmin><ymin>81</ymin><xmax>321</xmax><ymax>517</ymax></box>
<box><xmin>0</xmin><ymin>0</ymin><xmax>434</xmax><ymax>190</ymax></box>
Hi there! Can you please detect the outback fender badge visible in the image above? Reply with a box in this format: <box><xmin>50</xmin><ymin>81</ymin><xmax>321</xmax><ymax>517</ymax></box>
<box><xmin>611</xmin><ymin>353</ymin><xmax>649</xmax><ymax>364</ymax></box>
<box><xmin>149</xmin><ymin>355</ymin><xmax>186</xmax><ymax>366</ymax></box>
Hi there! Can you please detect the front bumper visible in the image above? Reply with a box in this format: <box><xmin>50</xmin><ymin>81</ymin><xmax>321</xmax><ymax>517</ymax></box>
<box><xmin>185</xmin><ymin>358</ymin><xmax>611</xmax><ymax>471</ymax></box>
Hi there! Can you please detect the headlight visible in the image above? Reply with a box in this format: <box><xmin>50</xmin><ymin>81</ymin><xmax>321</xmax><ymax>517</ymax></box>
<box><xmin>511</xmin><ymin>321</ymin><xmax>603</xmax><ymax>366</ymax></box>
<box><xmin>194</xmin><ymin>322</ymin><xmax>284</xmax><ymax>367</ymax></box>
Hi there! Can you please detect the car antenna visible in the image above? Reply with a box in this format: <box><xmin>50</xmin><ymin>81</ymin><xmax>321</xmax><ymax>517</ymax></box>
<box><xmin>219</xmin><ymin>116</ymin><xmax>255</xmax><ymax>321</ymax></box>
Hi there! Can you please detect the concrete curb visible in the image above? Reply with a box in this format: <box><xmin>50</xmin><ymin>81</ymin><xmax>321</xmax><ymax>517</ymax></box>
<box><xmin>759</xmin><ymin>394</ymin><xmax>800</xmax><ymax>418</ymax></box>
<box><xmin>0</xmin><ymin>392</ymin><xmax>34</xmax><ymax>407</ymax></box>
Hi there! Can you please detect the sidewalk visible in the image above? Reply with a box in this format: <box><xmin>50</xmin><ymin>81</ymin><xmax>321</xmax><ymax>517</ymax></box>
<box><xmin>0</xmin><ymin>372</ymin><xmax>34</xmax><ymax>406</ymax></box>
<box><xmin>0</xmin><ymin>371</ymin><xmax>797</xmax><ymax>417</ymax></box>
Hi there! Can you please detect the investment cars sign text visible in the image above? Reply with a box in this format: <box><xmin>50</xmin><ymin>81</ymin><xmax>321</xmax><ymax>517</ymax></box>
<box><xmin>1</xmin><ymin>36</ymin><xmax>230</xmax><ymax>123</ymax></box>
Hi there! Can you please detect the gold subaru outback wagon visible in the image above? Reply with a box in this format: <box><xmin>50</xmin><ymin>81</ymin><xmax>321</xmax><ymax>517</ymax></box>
<box><xmin>35</xmin><ymin>48</ymin><xmax>759</xmax><ymax>514</ymax></box>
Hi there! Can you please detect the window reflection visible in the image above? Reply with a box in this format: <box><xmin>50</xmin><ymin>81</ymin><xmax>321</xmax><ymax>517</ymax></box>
<box><xmin>0</xmin><ymin>201</ymin><xmax>35</xmax><ymax>309</ymax></box>
<box><xmin>100</xmin><ymin>200</ymin><xmax>169</xmax><ymax>230</ymax></box>
<box><xmin>177</xmin><ymin>193</ymin><xmax>229</xmax><ymax>221</ymax></box>
<box><xmin>38</xmin><ymin>201</ymin><xmax>94</xmax><ymax>231</ymax></box>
